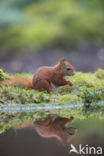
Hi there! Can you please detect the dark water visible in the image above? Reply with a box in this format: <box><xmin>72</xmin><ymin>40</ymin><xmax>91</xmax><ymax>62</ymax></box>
<box><xmin>0</xmin><ymin>113</ymin><xmax>104</xmax><ymax>156</ymax></box>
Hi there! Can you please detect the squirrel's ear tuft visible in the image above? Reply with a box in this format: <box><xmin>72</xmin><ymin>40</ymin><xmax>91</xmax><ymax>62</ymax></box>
<box><xmin>59</xmin><ymin>58</ymin><xmax>66</xmax><ymax>64</ymax></box>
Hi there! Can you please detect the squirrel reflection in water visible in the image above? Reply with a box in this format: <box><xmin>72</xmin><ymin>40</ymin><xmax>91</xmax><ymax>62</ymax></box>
<box><xmin>15</xmin><ymin>115</ymin><xmax>77</xmax><ymax>144</ymax></box>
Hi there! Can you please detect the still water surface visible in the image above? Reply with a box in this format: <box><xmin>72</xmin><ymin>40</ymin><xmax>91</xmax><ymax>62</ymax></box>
<box><xmin>0</xmin><ymin>108</ymin><xmax>104</xmax><ymax>156</ymax></box>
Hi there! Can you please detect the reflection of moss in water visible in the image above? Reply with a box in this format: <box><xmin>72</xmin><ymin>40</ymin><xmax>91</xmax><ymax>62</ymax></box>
<box><xmin>0</xmin><ymin>105</ymin><xmax>104</xmax><ymax>134</ymax></box>
<box><xmin>0</xmin><ymin>68</ymin><xmax>104</xmax><ymax>135</ymax></box>
<box><xmin>0</xmin><ymin>111</ymin><xmax>47</xmax><ymax>134</ymax></box>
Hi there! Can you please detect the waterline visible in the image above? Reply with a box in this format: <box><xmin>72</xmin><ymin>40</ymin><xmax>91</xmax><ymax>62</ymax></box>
<box><xmin>0</xmin><ymin>101</ymin><xmax>104</xmax><ymax>112</ymax></box>
<box><xmin>0</xmin><ymin>104</ymin><xmax>84</xmax><ymax>111</ymax></box>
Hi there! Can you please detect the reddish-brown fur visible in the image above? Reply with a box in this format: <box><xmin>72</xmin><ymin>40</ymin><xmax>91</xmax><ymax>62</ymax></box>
<box><xmin>0</xmin><ymin>76</ymin><xmax>33</xmax><ymax>89</ymax></box>
<box><xmin>0</xmin><ymin>58</ymin><xmax>75</xmax><ymax>93</ymax></box>
<box><xmin>14</xmin><ymin>116</ymin><xmax>77</xmax><ymax>144</ymax></box>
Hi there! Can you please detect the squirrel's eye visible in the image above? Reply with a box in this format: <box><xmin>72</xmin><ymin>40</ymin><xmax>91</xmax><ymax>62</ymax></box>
<box><xmin>67</xmin><ymin>67</ymin><xmax>71</xmax><ymax>71</ymax></box>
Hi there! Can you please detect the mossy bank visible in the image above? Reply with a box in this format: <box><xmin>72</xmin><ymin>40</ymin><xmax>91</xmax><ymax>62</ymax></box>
<box><xmin>0</xmin><ymin>69</ymin><xmax>104</xmax><ymax>134</ymax></box>
<box><xmin>0</xmin><ymin>68</ymin><xmax>104</xmax><ymax>107</ymax></box>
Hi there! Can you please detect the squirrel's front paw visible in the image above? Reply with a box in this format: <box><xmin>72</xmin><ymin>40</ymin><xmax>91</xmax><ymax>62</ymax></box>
<box><xmin>69</xmin><ymin>81</ymin><xmax>73</xmax><ymax>86</ymax></box>
<box><xmin>70</xmin><ymin>116</ymin><xmax>74</xmax><ymax>121</ymax></box>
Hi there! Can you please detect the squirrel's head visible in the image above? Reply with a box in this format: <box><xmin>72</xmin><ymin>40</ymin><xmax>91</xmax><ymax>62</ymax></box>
<box><xmin>59</xmin><ymin>58</ymin><xmax>75</xmax><ymax>76</ymax></box>
<box><xmin>60</xmin><ymin>127</ymin><xmax>77</xmax><ymax>145</ymax></box>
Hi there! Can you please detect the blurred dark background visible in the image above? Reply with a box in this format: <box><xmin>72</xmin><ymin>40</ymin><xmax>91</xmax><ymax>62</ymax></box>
<box><xmin>0</xmin><ymin>0</ymin><xmax>104</xmax><ymax>73</ymax></box>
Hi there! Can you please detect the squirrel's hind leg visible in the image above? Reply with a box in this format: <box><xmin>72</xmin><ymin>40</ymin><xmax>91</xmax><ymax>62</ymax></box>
<box><xmin>34</xmin><ymin>80</ymin><xmax>51</xmax><ymax>93</ymax></box>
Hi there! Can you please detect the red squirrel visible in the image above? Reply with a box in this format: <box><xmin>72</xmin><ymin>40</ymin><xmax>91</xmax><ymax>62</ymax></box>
<box><xmin>0</xmin><ymin>58</ymin><xmax>75</xmax><ymax>93</ymax></box>
<box><xmin>14</xmin><ymin>115</ymin><xmax>77</xmax><ymax>144</ymax></box>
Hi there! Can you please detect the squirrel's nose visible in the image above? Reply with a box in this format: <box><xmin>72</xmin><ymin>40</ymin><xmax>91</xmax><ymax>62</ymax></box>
<box><xmin>70</xmin><ymin>72</ymin><xmax>75</xmax><ymax>76</ymax></box>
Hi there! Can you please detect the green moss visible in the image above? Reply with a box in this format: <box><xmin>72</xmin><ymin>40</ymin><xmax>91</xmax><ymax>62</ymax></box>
<box><xmin>95</xmin><ymin>69</ymin><xmax>104</xmax><ymax>79</ymax></box>
<box><xmin>0</xmin><ymin>68</ymin><xmax>104</xmax><ymax>107</ymax></box>
<box><xmin>58</xmin><ymin>94</ymin><xmax>82</xmax><ymax>104</ymax></box>
<box><xmin>0</xmin><ymin>68</ymin><xmax>104</xmax><ymax>130</ymax></box>
<box><xmin>0</xmin><ymin>69</ymin><xmax>8</xmax><ymax>81</ymax></box>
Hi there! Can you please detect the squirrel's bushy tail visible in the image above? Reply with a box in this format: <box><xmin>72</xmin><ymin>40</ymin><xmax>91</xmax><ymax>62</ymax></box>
<box><xmin>0</xmin><ymin>76</ymin><xmax>33</xmax><ymax>89</ymax></box>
